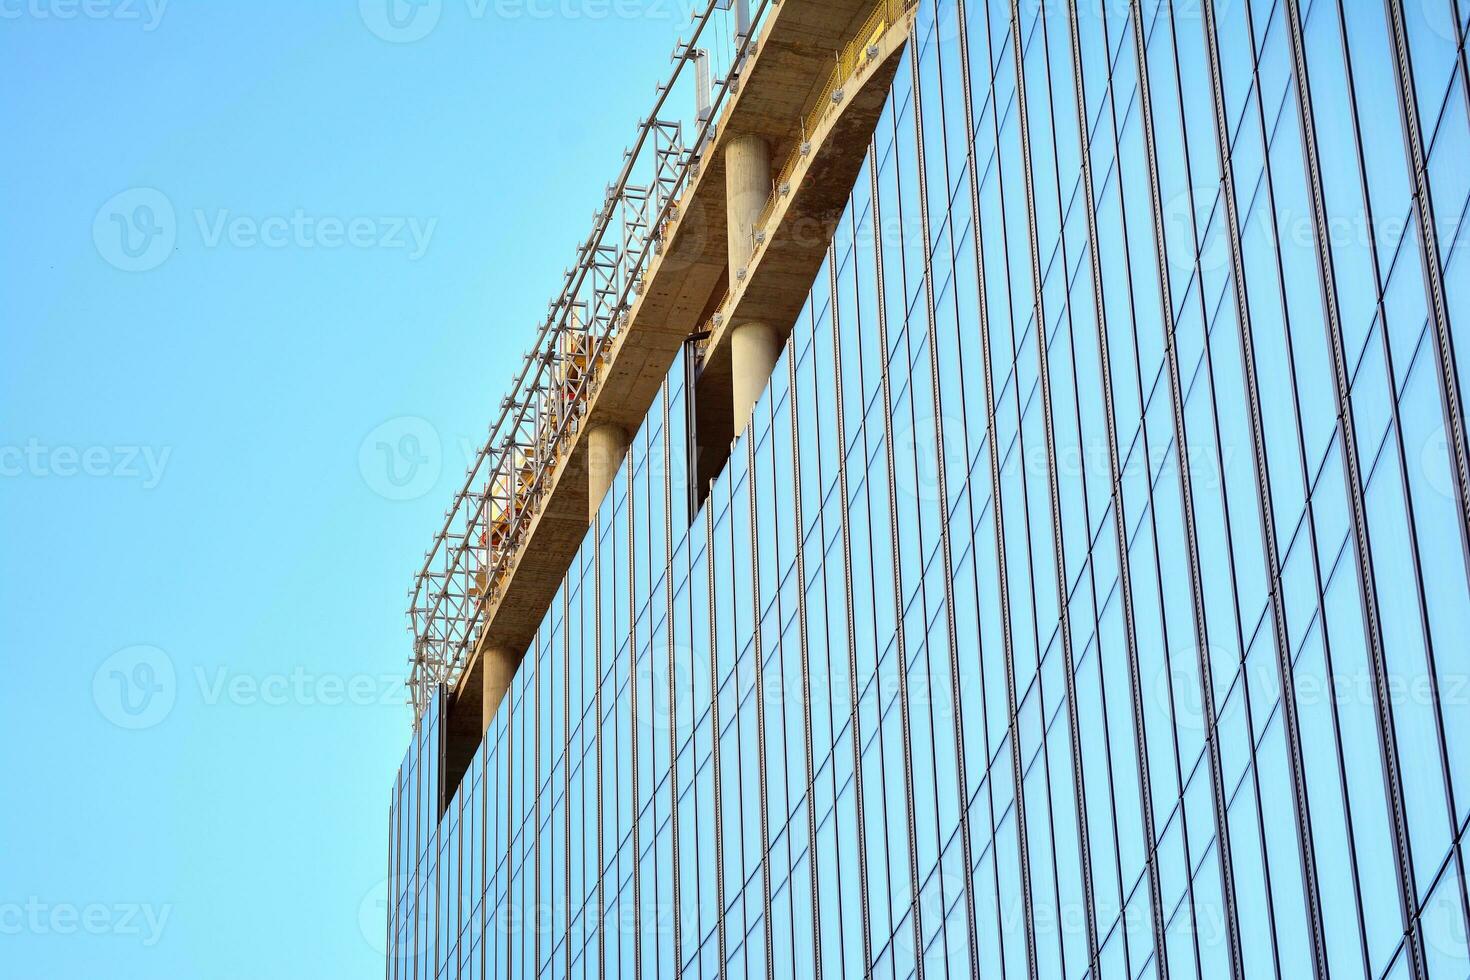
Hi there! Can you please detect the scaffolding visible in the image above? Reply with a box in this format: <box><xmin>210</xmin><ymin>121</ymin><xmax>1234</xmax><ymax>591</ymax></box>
<box><xmin>405</xmin><ymin>0</ymin><xmax>775</xmax><ymax>724</ymax></box>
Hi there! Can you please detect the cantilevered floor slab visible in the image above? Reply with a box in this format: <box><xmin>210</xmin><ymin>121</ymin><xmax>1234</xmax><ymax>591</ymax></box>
<box><xmin>696</xmin><ymin>16</ymin><xmax>911</xmax><ymax>484</ymax></box>
<box><xmin>448</xmin><ymin>0</ymin><xmax>911</xmax><ymax>733</ymax></box>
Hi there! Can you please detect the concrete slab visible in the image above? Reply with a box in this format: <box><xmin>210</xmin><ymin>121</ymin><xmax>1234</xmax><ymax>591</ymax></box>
<box><xmin>447</xmin><ymin>0</ymin><xmax>912</xmax><ymax>731</ymax></box>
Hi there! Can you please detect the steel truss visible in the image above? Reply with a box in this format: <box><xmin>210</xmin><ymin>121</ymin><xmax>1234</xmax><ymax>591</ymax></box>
<box><xmin>405</xmin><ymin>2</ymin><xmax>770</xmax><ymax>723</ymax></box>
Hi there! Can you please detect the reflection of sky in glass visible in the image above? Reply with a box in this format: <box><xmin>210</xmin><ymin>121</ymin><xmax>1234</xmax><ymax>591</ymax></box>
<box><xmin>387</xmin><ymin>1</ymin><xmax>1470</xmax><ymax>975</ymax></box>
<box><xmin>10</xmin><ymin>0</ymin><xmax>1470</xmax><ymax>977</ymax></box>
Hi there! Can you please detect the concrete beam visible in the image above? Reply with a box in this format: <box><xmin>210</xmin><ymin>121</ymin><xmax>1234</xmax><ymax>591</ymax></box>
<box><xmin>448</xmin><ymin>0</ymin><xmax>894</xmax><ymax>722</ymax></box>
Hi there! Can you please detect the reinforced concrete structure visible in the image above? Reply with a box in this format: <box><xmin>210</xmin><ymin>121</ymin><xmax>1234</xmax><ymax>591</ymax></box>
<box><xmin>388</xmin><ymin>0</ymin><xmax>1470</xmax><ymax>977</ymax></box>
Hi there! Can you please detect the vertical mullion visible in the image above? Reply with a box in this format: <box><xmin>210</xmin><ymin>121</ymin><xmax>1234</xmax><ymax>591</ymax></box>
<box><xmin>387</xmin><ymin>794</ymin><xmax>397</xmax><ymax>980</ymax></box>
<box><xmin>1016</xmin><ymin>3</ymin><xmax>1173</xmax><ymax>976</ymax></box>
<box><xmin>1148</xmin><ymin>15</ymin><xmax>1239</xmax><ymax>979</ymax></box>
<box><xmin>628</xmin><ymin>445</ymin><xmax>643</xmax><ymax>980</ymax></box>
<box><xmin>563</xmin><ymin>586</ymin><xmax>573</xmax><ymax>980</ymax></box>
<box><xmin>1054</xmin><ymin>0</ymin><xmax>1190</xmax><ymax>973</ymax></box>
<box><xmin>1117</xmin><ymin>3</ymin><xmax>1305</xmax><ymax>975</ymax></box>
<box><xmin>971</xmin><ymin>9</ymin><xmax>1047</xmax><ymax>974</ymax></box>
<box><xmin>1223</xmin><ymin>3</ymin><xmax>1346</xmax><ymax>975</ymax></box>
<box><xmin>1381</xmin><ymin>0</ymin><xmax>1470</xmax><ymax>942</ymax></box>
<box><xmin>452</xmin><ymin>740</ymin><xmax>462</xmax><ymax>980</ymax></box>
<box><xmin>1275</xmin><ymin>0</ymin><xmax>1422</xmax><ymax>975</ymax></box>
<box><xmin>663</xmin><ymin>381</ymin><xmax>685</xmax><ymax>979</ymax></box>
<box><xmin>974</xmin><ymin>13</ymin><xmax>1041</xmax><ymax>978</ymax></box>
<box><xmin>745</xmin><ymin>430</ymin><xmax>774</xmax><ymax>980</ymax></box>
<box><xmin>786</xmin><ymin>325</ymin><xmax>824</xmax><ymax>980</ymax></box>
<box><xmin>1105</xmin><ymin>1</ymin><xmax>1270</xmax><ymax>975</ymax></box>
<box><xmin>912</xmin><ymin>8</ymin><xmax>980</xmax><ymax>975</ymax></box>
<box><xmin>705</xmin><ymin>503</ymin><xmax>727</xmax><ymax>980</ymax></box>
<box><xmin>504</xmin><ymin>683</ymin><xmax>514</xmax><ymax>980</ymax></box>
<box><xmin>872</xmin><ymin>98</ymin><xmax>928</xmax><ymax>976</ymax></box>
<box><xmin>1451</xmin><ymin>0</ymin><xmax>1470</xmax><ymax>133</ymax></box>
<box><xmin>956</xmin><ymin>0</ymin><xmax>1027</xmax><ymax>965</ymax></box>
<box><xmin>1331</xmin><ymin>0</ymin><xmax>1470</xmax><ymax>950</ymax></box>
<box><xmin>855</xmin><ymin>144</ymin><xmax>896</xmax><ymax>980</ymax></box>
<box><xmin>1381</xmin><ymin>0</ymin><xmax>1470</xmax><ymax>579</ymax></box>
<box><xmin>594</xmin><ymin>516</ymin><xmax>606</xmax><ymax>979</ymax></box>
<box><xmin>482</xmin><ymin>694</ymin><xmax>490</xmax><ymax>980</ymax></box>
<box><xmin>533</xmin><ymin>628</ymin><xmax>542</xmax><ymax>979</ymax></box>
<box><xmin>803</xmin><ymin>284</ymin><xmax>846</xmax><ymax>979</ymax></box>
<box><xmin>1047</xmin><ymin>3</ymin><xmax>1110</xmax><ymax>970</ymax></box>
<box><xmin>1195</xmin><ymin>0</ymin><xmax>1343</xmax><ymax>971</ymax></box>
<box><xmin>1228</xmin><ymin>0</ymin><xmax>1346</xmax><ymax>969</ymax></box>
<box><xmin>829</xmin><ymin>238</ymin><xmax>875</xmax><ymax>976</ymax></box>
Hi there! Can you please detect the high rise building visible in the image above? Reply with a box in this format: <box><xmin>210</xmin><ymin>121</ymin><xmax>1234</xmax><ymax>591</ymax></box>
<box><xmin>386</xmin><ymin>0</ymin><xmax>1470</xmax><ymax>977</ymax></box>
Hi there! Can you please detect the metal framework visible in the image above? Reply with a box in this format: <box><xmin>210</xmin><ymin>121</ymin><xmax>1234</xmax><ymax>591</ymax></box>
<box><xmin>405</xmin><ymin>0</ymin><xmax>773</xmax><ymax>722</ymax></box>
<box><xmin>404</xmin><ymin>0</ymin><xmax>916</xmax><ymax>723</ymax></box>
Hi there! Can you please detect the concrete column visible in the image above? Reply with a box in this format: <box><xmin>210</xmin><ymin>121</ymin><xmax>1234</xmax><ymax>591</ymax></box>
<box><xmin>481</xmin><ymin>646</ymin><xmax>518</xmax><ymax>732</ymax></box>
<box><xmin>725</xmin><ymin>133</ymin><xmax>770</xmax><ymax>274</ymax></box>
<box><xmin>731</xmin><ymin>320</ymin><xmax>781</xmax><ymax>437</ymax></box>
<box><xmin>586</xmin><ymin>422</ymin><xmax>628</xmax><ymax>523</ymax></box>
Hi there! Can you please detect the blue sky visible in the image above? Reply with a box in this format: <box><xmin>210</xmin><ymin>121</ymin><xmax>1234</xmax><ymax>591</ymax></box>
<box><xmin>0</xmin><ymin>2</ymin><xmax>692</xmax><ymax>975</ymax></box>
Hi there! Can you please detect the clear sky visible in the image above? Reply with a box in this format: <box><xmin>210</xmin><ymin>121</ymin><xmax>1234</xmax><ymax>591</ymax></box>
<box><xmin>1</xmin><ymin>2</ymin><xmax>696</xmax><ymax>976</ymax></box>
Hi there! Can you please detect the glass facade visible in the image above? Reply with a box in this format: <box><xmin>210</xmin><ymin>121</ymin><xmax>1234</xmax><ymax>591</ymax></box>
<box><xmin>387</xmin><ymin>0</ymin><xmax>1470</xmax><ymax>976</ymax></box>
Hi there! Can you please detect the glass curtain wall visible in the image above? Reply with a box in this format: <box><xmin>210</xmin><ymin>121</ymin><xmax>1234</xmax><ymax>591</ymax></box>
<box><xmin>387</xmin><ymin>1</ymin><xmax>1470</xmax><ymax>977</ymax></box>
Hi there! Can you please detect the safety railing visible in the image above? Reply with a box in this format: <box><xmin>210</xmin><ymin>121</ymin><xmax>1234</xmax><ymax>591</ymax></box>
<box><xmin>697</xmin><ymin>0</ymin><xmax>915</xmax><ymax>365</ymax></box>
<box><xmin>759</xmin><ymin>0</ymin><xmax>914</xmax><ymax>238</ymax></box>
<box><xmin>405</xmin><ymin>0</ymin><xmax>777</xmax><ymax>724</ymax></box>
